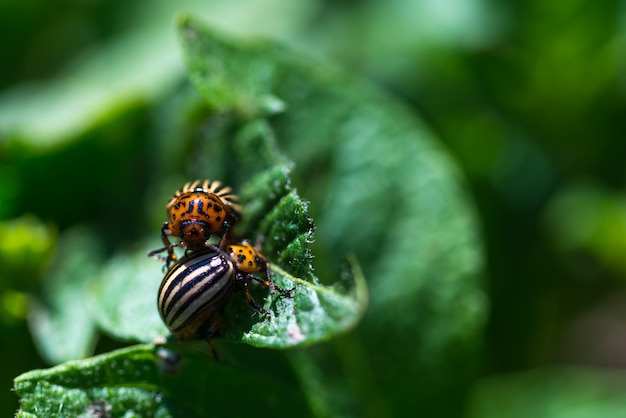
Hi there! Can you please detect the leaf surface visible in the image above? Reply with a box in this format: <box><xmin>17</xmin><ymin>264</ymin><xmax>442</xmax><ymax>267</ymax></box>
<box><xmin>15</xmin><ymin>344</ymin><xmax>311</xmax><ymax>418</ymax></box>
<box><xmin>468</xmin><ymin>368</ymin><xmax>626</xmax><ymax>418</ymax></box>
<box><xmin>28</xmin><ymin>228</ymin><xmax>101</xmax><ymax>364</ymax></box>
<box><xmin>91</xmin><ymin>162</ymin><xmax>367</xmax><ymax>349</ymax></box>
<box><xmin>176</xmin><ymin>14</ymin><xmax>486</xmax><ymax>416</ymax></box>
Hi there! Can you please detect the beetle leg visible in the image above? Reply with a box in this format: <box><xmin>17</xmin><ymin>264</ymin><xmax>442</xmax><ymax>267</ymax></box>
<box><xmin>218</xmin><ymin>225</ymin><xmax>231</xmax><ymax>248</ymax></box>
<box><xmin>236</xmin><ymin>273</ymin><xmax>270</xmax><ymax>315</ymax></box>
<box><xmin>247</xmin><ymin>240</ymin><xmax>294</xmax><ymax>296</ymax></box>
<box><xmin>146</xmin><ymin>247</ymin><xmax>168</xmax><ymax>259</ymax></box>
<box><xmin>147</xmin><ymin>222</ymin><xmax>185</xmax><ymax>268</ymax></box>
<box><xmin>275</xmin><ymin>278</ymin><xmax>296</xmax><ymax>297</ymax></box>
<box><xmin>243</xmin><ymin>271</ymin><xmax>273</xmax><ymax>291</ymax></box>
<box><xmin>245</xmin><ymin>268</ymin><xmax>295</xmax><ymax>297</ymax></box>
<box><xmin>204</xmin><ymin>311</ymin><xmax>225</xmax><ymax>362</ymax></box>
<box><xmin>147</xmin><ymin>243</ymin><xmax>184</xmax><ymax>268</ymax></box>
<box><xmin>159</xmin><ymin>222</ymin><xmax>179</xmax><ymax>266</ymax></box>
<box><xmin>217</xmin><ymin>212</ymin><xmax>239</xmax><ymax>248</ymax></box>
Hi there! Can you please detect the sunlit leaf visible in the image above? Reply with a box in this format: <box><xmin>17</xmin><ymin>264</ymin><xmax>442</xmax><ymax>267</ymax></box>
<box><xmin>27</xmin><ymin>227</ymin><xmax>100</xmax><ymax>364</ymax></box>
<box><xmin>0</xmin><ymin>0</ymin><xmax>313</xmax><ymax>151</ymax></box>
<box><xmin>14</xmin><ymin>344</ymin><xmax>311</xmax><ymax>418</ymax></box>
<box><xmin>176</xmin><ymin>14</ymin><xmax>486</xmax><ymax>416</ymax></box>
<box><xmin>91</xmin><ymin>163</ymin><xmax>367</xmax><ymax>349</ymax></box>
<box><xmin>89</xmin><ymin>242</ymin><xmax>168</xmax><ymax>344</ymax></box>
<box><xmin>13</xmin><ymin>9</ymin><xmax>485</xmax><ymax>418</ymax></box>
<box><xmin>0</xmin><ymin>215</ymin><xmax>56</xmax><ymax>294</ymax></box>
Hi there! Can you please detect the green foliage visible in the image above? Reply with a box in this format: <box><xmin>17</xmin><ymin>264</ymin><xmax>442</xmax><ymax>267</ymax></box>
<box><xmin>468</xmin><ymin>368</ymin><xmax>626</xmax><ymax>418</ymax></box>
<box><xmin>175</xmin><ymin>14</ymin><xmax>486</xmax><ymax>415</ymax></box>
<box><xmin>28</xmin><ymin>228</ymin><xmax>102</xmax><ymax>364</ymax></box>
<box><xmin>5</xmin><ymin>12</ymin><xmax>486</xmax><ymax>417</ymax></box>
<box><xmin>15</xmin><ymin>344</ymin><xmax>311</xmax><ymax>418</ymax></box>
<box><xmin>10</xmin><ymin>1</ymin><xmax>626</xmax><ymax>417</ymax></box>
<box><xmin>545</xmin><ymin>183</ymin><xmax>626</xmax><ymax>276</ymax></box>
<box><xmin>0</xmin><ymin>216</ymin><xmax>56</xmax><ymax>294</ymax></box>
<box><xmin>85</xmin><ymin>163</ymin><xmax>366</xmax><ymax>349</ymax></box>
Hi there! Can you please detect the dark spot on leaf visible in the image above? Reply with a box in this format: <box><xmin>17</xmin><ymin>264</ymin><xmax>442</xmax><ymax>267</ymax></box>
<box><xmin>87</xmin><ymin>399</ymin><xmax>112</xmax><ymax>418</ymax></box>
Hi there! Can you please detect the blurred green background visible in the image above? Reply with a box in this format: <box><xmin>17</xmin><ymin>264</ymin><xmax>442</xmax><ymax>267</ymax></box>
<box><xmin>2</xmin><ymin>0</ymin><xmax>626</xmax><ymax>416</ymax></box>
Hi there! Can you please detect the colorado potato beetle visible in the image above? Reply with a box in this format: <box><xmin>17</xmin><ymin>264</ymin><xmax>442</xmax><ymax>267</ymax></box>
<box><xmin>157</xmin><ymin>244</ymin><xmax>292</xmax><ymax>356</ymax></box>
<box><xmin>148</xmin><ymin>180</ymin><xmax>242</xmax><ymax>266</ymax></box>
<box><xmin>225</xmin><ymin>240</ymin><xmax>276</xmax><ymax>293</ymax></box>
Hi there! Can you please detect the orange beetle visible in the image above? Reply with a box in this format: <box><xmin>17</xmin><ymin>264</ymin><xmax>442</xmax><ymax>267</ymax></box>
<box><xmin>149</xmin><ymin>180</ymin><xmax>241</xmax><ymax>266</ymax></box>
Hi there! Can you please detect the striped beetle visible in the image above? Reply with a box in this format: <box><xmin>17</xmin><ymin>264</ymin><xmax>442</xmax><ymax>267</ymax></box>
<box><xmin>157</xmin><ymin>244</ymin><xmax>292</xmax><ymax>355</ymax></box>
<box><xmin>148</xmin><ymin>180</ymin><xmax>242</xmax><ymax>267</ymax></box>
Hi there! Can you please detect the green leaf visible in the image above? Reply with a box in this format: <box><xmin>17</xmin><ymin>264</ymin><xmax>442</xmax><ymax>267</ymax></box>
<box><xmin>0</xmin><ymin>0</ymin><xmax>314</xmax><ymax>151</ymax></box>
<box><xmin>467</xmin><ymin>367</ymin><xmax>626</xmax><ymax>418</ymax></box>
<box><xmin>27</xmin><ymin>227</ymin><xmax>101</xmax><ymax>364</ymax></box>
<box><xmin>91</xmin><ymin>164</ymin><xmax>367</xmax><ymax>349</ymax></box>
<box><xmin>84</xmin><ymin>36</ymin><xmax>368</xmax><ymax>349</ymax></box>
<box><xmin>544</xmin><ymin>183</ymin><xmax>626</xmax><ymax>276</ymax></box>
<box><xmin>14</xmin><ymin>10</ymin><xmax>485</xmax><ymax>417</ymax></box>
<box><xmin>14</xmin><ymin>344</ymin><xmax>312</xmax><ymax>418</ymax></box>
<box><xmin>0</xmin><ymin>28</ymin><xmax>182</xmax><ymax>150</ymax></box>
<box><xmin>89</xmin><ymin>242</ymin><xmax>168</xmax><ymax>343</ymax></box>
<box><xmin>215</xmin><ymin>158</ymin><xmax>368</xmax><ymax>347</ymax></box>
<box><xmin>0</xmin><ymin>215</ymin><xmax>56</xmax><ymax>294</ymax></box>
<box><xmin>176</xmin><ymin>14</ymin><xmax>485</xmax><ymax>416</ymax></box>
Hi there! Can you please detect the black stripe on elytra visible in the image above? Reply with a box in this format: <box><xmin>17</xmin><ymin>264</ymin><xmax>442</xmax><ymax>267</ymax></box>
<box><xmin>169</xmin><ymin>283</ymin><xmax>235</xmax><ymax>333</ymax></box>
<box><xmin>164</xmin><ymin>258</ymin><xmax>233</xmax><ymax>323</ymax></box>
<box><xmin>160</xmin><ymin>254</ymin><xmax>223</xmax><ymax>314</ymax></box>
<box><xmin>167</xmin><ymin>273</ymin><xmax>233</xmax><ymax>330</ymax></box>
